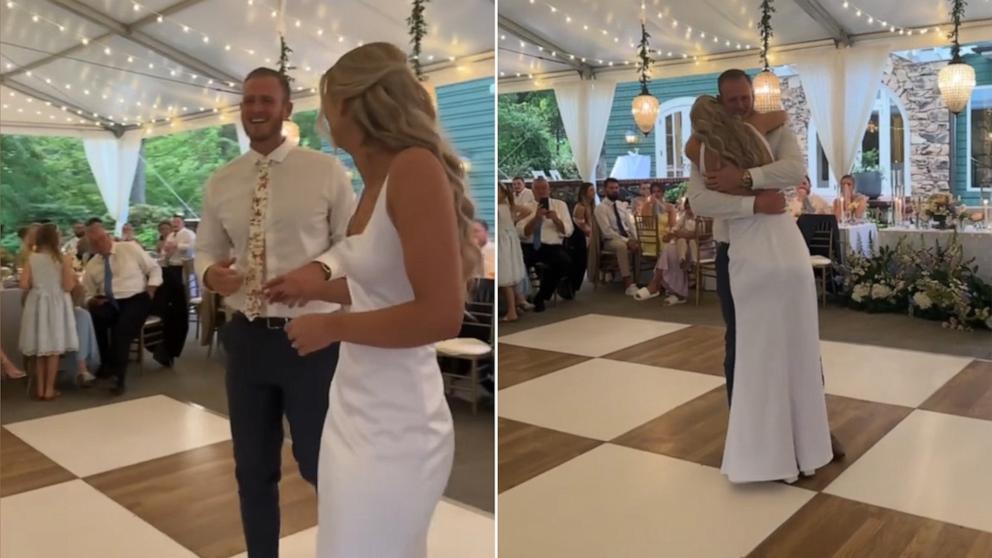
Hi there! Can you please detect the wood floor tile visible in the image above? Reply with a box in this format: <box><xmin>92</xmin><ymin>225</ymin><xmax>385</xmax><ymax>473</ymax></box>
<box><xmin>498</xmin><ymin>418</ymin><xmax>601</xmax><ymax>493</ymax></box>
<box><xmin>604</xmin><ymin>325</ymin><xmax>726</xmax><ymax>376</ymax></box>
<box><xmin>612</xmin><ymin>387</ymin><xmax>729</xmax><ymax>468</ymax></box>
<box><xmin>86</xmin><ymin>440</ymin><xmax>316</xmax><ymax>558</ymax></box>
<box><xmin>749</xmin><ymin>493</ymin><xmax>992</xmax><ymax>558</ymax></box>
<box><xmin>920</xmin><ymin>360</ymin><xmax>992</xmax><ymax>421</ymax></box>
<box><xmin>614</xmin><ymin>391</ymin><xmax>911</xmax><ymax>490</ymax></box>
<box><xmin>498</xmin><ymin>344</ymin><xmax>590</xmax><ymax>390</ymax></box>
<box><xmin>0</xmin><ymin>428</ymin><xmax>77</xmax><ymax>497</ymax></box>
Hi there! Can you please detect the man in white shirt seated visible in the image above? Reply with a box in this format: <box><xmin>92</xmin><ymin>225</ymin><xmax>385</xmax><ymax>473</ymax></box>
<box><xmin>594</xmin><ymin>177</ymin><xmax>641</xmax><ymax>296</ymax></box>
<box><xmin>516</xmin><ymin>177</ymin><xmax>574</xmax><ymax>312</ymax></box>
<box><xmin>82</xmin><ymin>218</ymin><xmax>163</xmax><ymax>395</ymax></box>
<box><xmin>154</xmin><ymin>214</ymin><xmax>198</xmax><ymax>366</ymax></box>
<box><xmin>512</xmin><ymin>176</ymin><xmax>535</xmax><ymax>206</ymax></box>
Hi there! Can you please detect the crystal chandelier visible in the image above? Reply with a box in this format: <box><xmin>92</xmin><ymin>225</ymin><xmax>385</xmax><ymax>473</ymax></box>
<box><xmin>631</xmin><ymin>11</ymin><xmax>659</xmax><ymax>135</ymax></box>
<box><xmin>938</xmin><ymin>0</ymin><xmax>975</xmax><ymax>114</ymax></box>
<box><xmin>753</xmin><ymin>0</ymin><xmax>782</xmax><ymax>113</ymax></box>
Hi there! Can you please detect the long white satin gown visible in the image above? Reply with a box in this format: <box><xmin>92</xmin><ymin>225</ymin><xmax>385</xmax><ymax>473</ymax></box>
<box><xmin>316</xmin><ymin>177</ymin><xmax>455</xmax><ymax>556</ymax></box>
<box><xmin>704</xmin><ymin>124</ymin><xmax>833</xmax><ymax>483</ymax></box>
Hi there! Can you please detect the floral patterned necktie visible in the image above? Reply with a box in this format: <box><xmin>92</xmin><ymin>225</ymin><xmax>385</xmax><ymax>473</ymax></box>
<box><xmin>243</xmin><ymin>159</ymin><xmax>271</xmax><ymax>320</ymax></box>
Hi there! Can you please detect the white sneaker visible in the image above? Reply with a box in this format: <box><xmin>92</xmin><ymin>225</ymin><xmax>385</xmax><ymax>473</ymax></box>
<box><xmin>664</xmin><ymin>295</ymin><xmax>686</xmax><ymax>306</ymax></box>
<box><xmin>625</xmin><ymin>285</ymin><xmax>640</xmax><ymax>296</ymax></box>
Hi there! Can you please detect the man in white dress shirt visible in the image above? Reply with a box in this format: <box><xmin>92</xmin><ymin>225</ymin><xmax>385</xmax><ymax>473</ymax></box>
<box><xmin>512</xmin><ymin>176</ymin><xmax>536</xmax><ymax>206</ymax></box>
<box><xmin>517</xmin><ymin>177</ymin><xmax>574</xmax><ymax>311</ymax></box>
<box><xmin>194</xmin><ymin>67</ymin><xmax>355</xmax><ymax>557</ymax></box>
<box><xmin>82</xmin><ymin>218</ymin><xmax>162</xmax><ymax>395</ymax></box>
<box><xmin>594</xmin><ymin>177</ymin><xmax>641</xmax><ymax>296</ymax></box>
<box><xmin>154</xmin><ymin>214</ymin><xmax>197</xmax><ymax>366</ymax></box>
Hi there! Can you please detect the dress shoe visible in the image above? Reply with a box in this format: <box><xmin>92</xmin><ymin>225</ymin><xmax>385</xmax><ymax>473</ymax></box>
<box><xmin>830</xmin><ymin>432</ymin><xmax>846</xmax><ymax>461</ymax></box>
<box><xmin>533</xmin><ymin>298</ymin><xmax>546</xmax><ymax>313</ymax></box>
<box><xmin>110</xmin><ymin>385</ymin><xmax>126</xmax><ymax>397</ymax></box>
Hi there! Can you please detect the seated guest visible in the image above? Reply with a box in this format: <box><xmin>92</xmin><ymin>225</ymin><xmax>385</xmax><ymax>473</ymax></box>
<box><xmin>634</xmin><ymin>199</ymin><xmax>704</xmax><ymax>305</ymax></box>
<box><xmin>511</xmin><ymin>176</ymin><xmax>535</xmax><ymax>206</ymax></box>
<box><xmin>59</xmin><ymin>287</ymin><xmax>100</xmax><ymax>388</ymax></box>
<box><xmin>517</xmin><ymin>177</ymin><xmax>574</xmax><ymax>312</ymax></box>
<box><xmin>473</xmin><ymin>219</ymin><xmax>496</xmax><ymax>280</ymax></box>
<box><xmin>632</xmin><ymin>182</ymin><xmax>652</xmax><ymax>216</ymax></box>
<box><xmin>62</xmin><ymin>222</ymin><xmax>89</xmax><ymax>262</ymax></box>
<box><xmin>641</xmin><ymin>183</ymin><xmax>669</xmax><ymax>217</ymax></box>
<box><xmin>594</xmin><ymin>177</ymin><xmax>640</xmax><ymax>296</ymax></box>
<box><xmin>121</xmin><ymin>223</ymin><xmax>138</xmax><ymax>242</ymax></box>
<box><xmin>834</xmin><ymin>174</ymin><xmax>868</xmax><ymax>221</ymax></box>
<box><xmin>81</xmin><ymin>218</ymin><xmax>161</xmax><ymax>395</ymax></box>
<box><xmin>791</xmin><ymin>175</ymin><xmax>831</xmax><ymax>217</ymax></box>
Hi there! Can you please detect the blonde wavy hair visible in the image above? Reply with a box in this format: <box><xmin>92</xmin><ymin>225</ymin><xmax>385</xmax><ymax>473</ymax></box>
<box><xmin>320</xmin><ymin>42</ymin><xmax>481</xmax><ymax>285</ymax></box>
<box><xmin>690</xmin><ymin>95</ymin><xmax>772</xmax><ymax>170</ymax></box>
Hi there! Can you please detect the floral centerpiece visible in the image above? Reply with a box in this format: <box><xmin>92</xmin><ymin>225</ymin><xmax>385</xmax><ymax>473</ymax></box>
<box><xmin>921</xmin><ymin>193</ymin><xmax>965</xmax><ymax>229</ymax></box>
<box><xmin>837</xmin><ymin>239</ymin><xmax>909</xmax><ymax>313</ymax></box>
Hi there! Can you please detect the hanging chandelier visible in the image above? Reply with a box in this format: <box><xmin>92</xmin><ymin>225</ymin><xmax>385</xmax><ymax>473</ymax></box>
<box><xmin>753</xmin><ymin>0</ymin><xmax>782</xmax><ymax>113</ymax></box>
<box><xmin>408</xmin><ymin>0</ymin><xmax>438</xmax><ymax>109</ymax></box>
<box><xmin>631</xmin><ymin>9</ymin><xmax>659</xmax><ymax>135</ymax></box>
<box><xmin>938</xmin><ymin>0</ymin><xmax>975</xmax><ymax>114</ymax></box>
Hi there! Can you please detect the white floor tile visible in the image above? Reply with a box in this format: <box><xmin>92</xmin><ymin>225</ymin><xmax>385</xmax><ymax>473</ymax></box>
<box><xmin>821</xmin><ymin>341</ymin><xmax>968</xmax><ymax>407</ymax></box>
<box><xmin>4</xmin><ymin>395</ymin><xmax>231</xmax><ymax>477</ymax></box>
<box><xmin>825</xmin><ymin>410</ymin><xmax>992</xmax><ymax>534</ymax></box>
<box><xmin>0</xmin><ymin>480</ymin><xmax>197</xmax><ymax>558</ymax></box>
<box><xmin>499</xmin><ymin>444</ymin><xmax>815</xmax><ymax>558</ymax></box>
<box><xmin>499</xmin><ymin>314</ymin><xmax>688</xmax><ymax>357</ymax></box>
<box><xmin>225</xmin><ymin>501</ymin><xmax>493</xmax><ymax>558</ymax></box>
<box><xmin>498</xmin><ymin>358</ymin><xmax>723</xmax><ymax>440</ymax></box>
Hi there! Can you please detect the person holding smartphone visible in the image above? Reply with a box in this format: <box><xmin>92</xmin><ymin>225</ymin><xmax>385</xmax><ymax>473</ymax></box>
<box><xmin>516</xmin><ymin>177</ymin><xmax>574</xmax><ymax>312</ymax></box>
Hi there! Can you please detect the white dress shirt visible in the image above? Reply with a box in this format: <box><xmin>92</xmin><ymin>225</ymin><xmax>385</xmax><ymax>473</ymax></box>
<box><xmin>194</xmin><ymin>139</ymin><xmax>357</xmax><ymax>318</ymax></box>
<box><xmin>514</xmin><ymin>188</ymin><xmax>536</xmax><ymax>206</ymax></box>
<box><xmin>164</xmin><ymin>227</ymin><xmax>196</xmax><ymax>266</ymax></box>
<box><xmin>516</xmin><ymin>198</ymin><xmax>574</xmax><ymax>246</ymax></box>
<box><xmin>594</xmin><ymin>198</ymin><xmax>637</xmax><ymax>242</ymax></box>
<box><xmin>83</xmin><ymin>241</ymin><xmax>163</xmax><ymax>302</ymax></box>
<box><xmin>688</xmin><ymin>124</ymin><xmax>805</xmax><ymax>243</ymax></box>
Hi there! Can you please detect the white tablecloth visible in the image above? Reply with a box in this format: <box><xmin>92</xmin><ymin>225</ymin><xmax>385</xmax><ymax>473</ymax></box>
<box><xmin>877</xmin><ymin>228</ymin><xmax>992</xmax><ymax>283</ymax></box>
<box><xmin>840</xmin><ymin>223</ymin><xmax>879</xmax><ymax>258</ymax></box>
<box><xmin>610</xmin><ymin>154</ymin><xmax>652</xmax><ymax>180</ymax></box>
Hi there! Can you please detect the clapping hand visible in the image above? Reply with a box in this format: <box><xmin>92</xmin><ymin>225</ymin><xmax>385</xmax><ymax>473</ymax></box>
<box><xmin>264</xmin><ymin>262</ymin><xmax>325</xmax><ymax>307</ymax></box>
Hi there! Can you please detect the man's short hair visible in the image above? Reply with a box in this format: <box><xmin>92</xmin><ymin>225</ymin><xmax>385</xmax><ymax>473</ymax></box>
<box><xmin>604</xmin><ymin>177</ymin><xmax>620</xmax><ymax>186</ymax></box>
<box><xmin>512</xmin><ymin>176</ymin><xmax>525</xmax><ymax>183</ymax></box>
<box><xmin>244</xmin><ymin>67</ymin><xmax>291</xmax><ymax>103</ymax></box>
<box><xmin>717</xmin><ymin>69</ymin><xmax>752</xmax><ymax>94</ymax></box>
<box><xmin>85</xmin><ymin>217</ymin><xmax>103</xmax><ymax>227</ymax></box>
<box><xmin>533</xmin><ymin>176</ymin><xmax>549</xmax><ymax>185</ymax></box>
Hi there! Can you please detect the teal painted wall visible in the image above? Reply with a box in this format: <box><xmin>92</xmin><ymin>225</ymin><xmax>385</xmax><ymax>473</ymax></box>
<box><xmin>952</xmin><ymin>54</ymin><xmax>992</xmax><ymax>204</ymax></box>
<box><xmin>325</xmin><ymin>77</ymin><xmax>495</xmax><ymax>228</ymax></box>
<box><xmin>603</xmin><ymin>69</ymin><xmax>759</xmax><ymax>177</ymax></box>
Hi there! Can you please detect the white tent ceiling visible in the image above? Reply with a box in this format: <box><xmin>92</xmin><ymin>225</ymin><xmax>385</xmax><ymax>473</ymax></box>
<box><xmin>0</xmin><ymin>0</ymin><xmax>494</xmax><ymax>137</ymax></box>
<box><xmin>498</xmin><ymin>0</ymin><xmax>992</xmax><ymax>87</ymax></box>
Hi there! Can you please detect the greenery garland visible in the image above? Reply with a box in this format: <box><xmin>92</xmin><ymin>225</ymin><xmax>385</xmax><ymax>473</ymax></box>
<box><xmin>759</xmin><ymin>0</ymin><xmax>775</xmax><ymax>70</ymax></box>
<box><xmin>278</xmin><ymin>35</ymin><xmax>296</xmax><ymax>82</ymax></box>
<box><xmin>407</xmin><ymin>0</ymin><xmax>430</xmax><ymax>79</ymax></box>
<box><xmin>637</xmin><ymin>20</ymin><xmax>652</xmax><ymax>96</ymax></box>
<box><xmin>948</xmin><ymin>0</ymin><xmax>968</xmax><ymax>62</ymax></box>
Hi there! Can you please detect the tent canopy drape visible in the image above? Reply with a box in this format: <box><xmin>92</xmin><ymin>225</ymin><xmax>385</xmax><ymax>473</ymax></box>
<box><xmin>553</xmin><ymin>80</ymin><xmax>616</xmax><ymax>182</ymax></box>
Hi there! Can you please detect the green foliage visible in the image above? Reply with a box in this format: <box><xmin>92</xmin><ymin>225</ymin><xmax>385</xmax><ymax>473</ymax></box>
<box><xmin>498</xmin><ymin>91</ymin><xmax>578</xmax><ymax>179</ymax></box>
<box><xmin>664</xmin><ymin>181</ymin><xmax>688</xmax><ymax>203</ymax></box>
<box><xmin>141</xmin><ymin>124</ymin><xmax>241</xmax><ymax>211</ymax></box>
<box><xmin>292</xmin><ymin>110</ymin><xmax>324</xmax><ymax>151</ymax></box>
<box><xmin>855</xmin><ymin>148</ymin><xmax>880</xmax><ymax>173</ymax></box>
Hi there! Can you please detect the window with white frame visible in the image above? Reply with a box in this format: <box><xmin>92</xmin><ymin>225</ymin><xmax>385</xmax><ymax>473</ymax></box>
<box><xmin>807</xmin><ymin>86</ymin><xmax>911</xmax><ymax>199</ymax></box>
<box><xmin>966</xmin><ymin>85</ymin><xmax>992</xmax><ymax>192</ymax></box>
<box><xmin>654</xmin><ymin>97</ymin><xmax>694</xmax><ymax>178</ymax></box>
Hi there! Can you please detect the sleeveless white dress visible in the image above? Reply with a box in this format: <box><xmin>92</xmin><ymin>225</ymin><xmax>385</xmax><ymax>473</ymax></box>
<box><xmin>316</xmin><ymin>177</ymin><xmax>455</xmax><ymax>557</ymax></box>
<box><xmin>497</xmin><ymin>203</ymin><xmax>526</xmax><ymax>287</ymax></box>
<box><xmin>705</xmin><ymin>125</ymin><xmax>833</xmax><ymax>483</ymax></box>
<box><xmin>20</xmin><ymin>253</ymin><xmax>79</xmax><ymax>356</ymax></box>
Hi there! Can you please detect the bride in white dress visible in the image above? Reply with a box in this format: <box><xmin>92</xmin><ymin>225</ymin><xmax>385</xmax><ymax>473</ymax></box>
<box><xmin>265</xmin><ymin>43</ymin><xmax>481</xmax><ymax>556</ymax></box>
<box><xmin>687</xmin><ymin>96</ymin><xmax>833</xmax><ymax>483</ymax></box>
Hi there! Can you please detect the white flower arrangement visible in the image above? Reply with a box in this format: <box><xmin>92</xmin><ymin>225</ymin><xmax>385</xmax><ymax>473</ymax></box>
<box><xmin>912</xmin><ymin>291</ymin><xmax>933</xmax><ymax>310</ymax></box>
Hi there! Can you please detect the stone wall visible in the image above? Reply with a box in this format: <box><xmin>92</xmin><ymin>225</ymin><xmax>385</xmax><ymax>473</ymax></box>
<box><xmin>778</xmin><ymin>54</ymin><xmax>952</xmax><ymax>196</ymax></box>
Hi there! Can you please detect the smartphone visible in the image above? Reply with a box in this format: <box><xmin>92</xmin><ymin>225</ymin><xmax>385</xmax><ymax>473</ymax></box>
<box><xmin>539</xmin><ymin>198</ymin><xmax>550</xmax><ymax>211</ymax></box>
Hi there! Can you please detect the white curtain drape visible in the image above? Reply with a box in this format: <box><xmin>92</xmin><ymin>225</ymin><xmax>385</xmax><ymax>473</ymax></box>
<box><xmin>553</xmin><ymin>80</ymin><xmax>617</xmax><ymax>182</ymax></box>
<box><xmin>83</xmin><ymin>131</ymin><xmax>143</xmax><ymax>235</ymax></box>
<box><xmin>795</xmin><ymin>45</ymin><xmax>891</xmax><ymax>184</ymax></box>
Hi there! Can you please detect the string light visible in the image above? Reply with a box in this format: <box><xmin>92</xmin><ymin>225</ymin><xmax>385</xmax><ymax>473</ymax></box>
<box><xmin>838</xmin><ymin>0</ymin><xmax>941</xmax><ymax>36</ymax></box>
